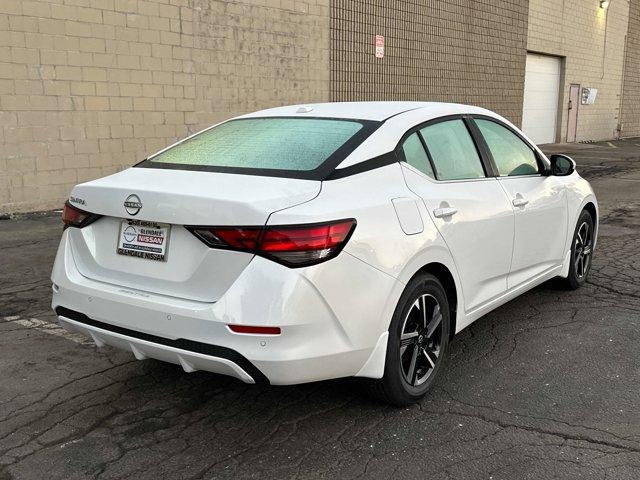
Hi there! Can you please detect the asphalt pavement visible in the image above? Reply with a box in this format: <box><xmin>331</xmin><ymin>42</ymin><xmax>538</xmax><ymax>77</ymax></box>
<box><xmin>1</xmin><ymin>139</ymin><xmax>639</xmax><ymax>479</ymax></box>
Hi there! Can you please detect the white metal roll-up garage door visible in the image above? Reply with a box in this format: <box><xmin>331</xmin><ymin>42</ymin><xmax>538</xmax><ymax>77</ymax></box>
<box><xmin>522</xmin><ymin>53</ymin><xmax>561</xmax><ymax>145</ymax></box>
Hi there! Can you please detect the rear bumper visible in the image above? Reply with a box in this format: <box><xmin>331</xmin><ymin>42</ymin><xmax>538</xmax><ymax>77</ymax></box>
<box><xmin>51</xmin><ymin>229</ymin><xmax>401</xmax><ymax>385</ymax></box>
<box><xmin>56</xmin><ymin>306</ymin><xmax>267</xmax><ymax>384</ymax></box>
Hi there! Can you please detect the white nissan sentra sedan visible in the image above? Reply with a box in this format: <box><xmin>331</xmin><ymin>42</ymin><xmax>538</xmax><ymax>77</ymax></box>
<box><xmin>51</xmin><ymin>102</ymin><xmax>597</xmax><ymax>405</ymax></box>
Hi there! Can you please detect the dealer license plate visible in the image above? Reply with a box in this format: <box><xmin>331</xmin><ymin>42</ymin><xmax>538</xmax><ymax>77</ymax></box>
<box><xmin>116</xmin><ymin>219</ymin><xmax>170</xmax><ymax>262</ymax></box>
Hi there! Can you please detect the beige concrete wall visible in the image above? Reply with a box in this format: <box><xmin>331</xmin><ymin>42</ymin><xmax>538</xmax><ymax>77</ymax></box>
<box><xmin>528</xmin><ymin>0</ymin><xmax>629</xmax><ymax>142</ymax></box>
<box><xmin>620</xmin><ymin>0</ymin><xmax>640</xmax><ymax>138</ymax></box>
<box><xmin>330</xmin><ymin>0</ymin><xmax>530</xmax><ymax>127</ymax></box>
<box><xmin>0</xmin><ymin>0</ymin><xmax>330</xmax><ymax>214</ymax></box>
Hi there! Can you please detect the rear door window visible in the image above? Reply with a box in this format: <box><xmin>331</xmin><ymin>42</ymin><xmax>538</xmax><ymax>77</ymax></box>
<box><xmin>401</xmin><ymin>133</ymin><xmax>435</xmax><ymax>178</ymax></box>
<box><xmin>420</xmin><ymin>120</ymin><xmax>486</xmax><ymax>181</ymax></box>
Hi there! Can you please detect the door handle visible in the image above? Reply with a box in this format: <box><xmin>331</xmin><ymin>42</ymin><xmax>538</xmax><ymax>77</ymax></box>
<box><xmin>512</xmin><ymin>197</ymin><xmax>529</xmax><ymax>207</ymax></box>
<box><xmin>433</xmin><ymin>207</ymin><xmax>458</xmax><ymax>219</ymax></box>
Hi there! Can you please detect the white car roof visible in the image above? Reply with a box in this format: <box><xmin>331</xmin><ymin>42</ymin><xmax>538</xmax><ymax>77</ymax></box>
<box><xmin>231</xmin><ymin>101</ymin><xmax>548</xmax><ymax>172</ymax></box>
<box><xmin>237</xmin><ymin>101</ymin><xmax>493</xmax><ymax>122</ymax></box>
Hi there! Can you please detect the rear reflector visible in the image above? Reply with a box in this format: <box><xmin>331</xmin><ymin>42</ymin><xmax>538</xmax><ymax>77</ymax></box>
<box><xmin>187</xmin><ymin>219</ymin><xmax>356</xmax><ymax>268</ymax></box>
<box><xmin>228</xmin><ymin>325</ymin><xmax>281</xmax><ymax>335</ymax></box>
<box><xmin>62</xmin><ymin>202</ymin><xmax>101</xmax><ymax>230</ymax></box>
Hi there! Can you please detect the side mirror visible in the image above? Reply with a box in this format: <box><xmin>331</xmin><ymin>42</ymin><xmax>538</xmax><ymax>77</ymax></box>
<box><xmin>549</xmin><ymin>154</ymin><xmax>576</xmax><ymax>176</ymax></box>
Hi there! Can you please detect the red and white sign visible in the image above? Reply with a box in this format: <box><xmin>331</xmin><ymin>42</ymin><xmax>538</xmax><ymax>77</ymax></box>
<box><xmin>375</xmin><ymin>35</ymin><xmax>384</xmax><ymax>58</ymax></box>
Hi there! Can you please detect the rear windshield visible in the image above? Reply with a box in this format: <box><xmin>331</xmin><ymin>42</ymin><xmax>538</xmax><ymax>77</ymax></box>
<box><xmin>143</xmin><ymin>117</ymin><xmax>366</xmax><ymax>172</ymax></box>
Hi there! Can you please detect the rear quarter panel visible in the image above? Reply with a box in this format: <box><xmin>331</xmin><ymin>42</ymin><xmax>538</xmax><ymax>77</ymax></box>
<box><xmin>268</xmin><ymin>163</ymin><xmax>465</xmax><ymax>337</ymax></box>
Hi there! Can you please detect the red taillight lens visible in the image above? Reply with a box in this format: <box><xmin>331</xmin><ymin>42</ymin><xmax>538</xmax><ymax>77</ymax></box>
<box><xmin>62</xmin><ymin>202</ymin><xmax>100</xmax><ymax>230</ymax></box>
<box><xmin>190</xmin><ymin>227</ymin><xmax>261</xmax><ymax>250</ymax></box>
<box><xmin>187</xmin><ymin>219</ymin><xmax>356</xmax><ymax>268</ymax></box>
<box><xmin>259</xmin><ymin>220</ymin><xmax>355</xmax><ymax>267</ymax></box>
<box><xmin>260</xmin><ymin>222</ymin><xmax>353</xmax><ymax>252</ymax></box>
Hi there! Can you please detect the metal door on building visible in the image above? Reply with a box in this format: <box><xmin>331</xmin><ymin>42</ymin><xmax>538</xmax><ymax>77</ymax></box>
<box><xmin>522</xmin><ymin>53</ymin><xmax>561</xmax><ymax>145</ymax></box>
<box><xmin>566</xmin><ymin>84</ymin><xmax>580</xmax><ymax>143</ymax></box>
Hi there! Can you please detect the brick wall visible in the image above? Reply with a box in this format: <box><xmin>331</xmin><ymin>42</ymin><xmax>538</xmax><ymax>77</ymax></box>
<box><xmin>0</xmin><ymin>0</ymin><xmax>330</xmax><ymax>214</ymax></box>
<box><xmin>527</xmin><ymin>0</ymin><xmax>629</xmax><ymax>142</ymax></box>
<box><xmin>330</xmin><ymin>0</ymin><xmax>529</xmax><ymax>127</ymax></box>
<box><xmin>621</xmin><ymin>0</ymin><xmax>640</xmax><ymax>138</ymax></box>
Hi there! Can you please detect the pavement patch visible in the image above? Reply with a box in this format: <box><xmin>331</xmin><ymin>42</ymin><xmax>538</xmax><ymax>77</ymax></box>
<box><xmin>3</xmin><ymin>315</ymin><xmax>91</xmax><ymax>346</ymax></box>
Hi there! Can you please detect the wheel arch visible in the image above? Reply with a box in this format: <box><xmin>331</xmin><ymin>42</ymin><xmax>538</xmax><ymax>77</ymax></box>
<box><xmin>578</xmin><ymin>195</ymin><xmax>599</xmax><ymax>249</ymax></box>
<box><xmin>582</xmin><ymin>200</ymin><xmax>598</xmax><ymax>244</ymax></box>
<box><xmin>355</xmin><ymin>258</ymin><xmax>462</xmax><ymax>381</ymax></box>
<box><xmin>565</xmin><ymin>176</ymin><xmax>598</xmax><ymax>251</ymax></box>
<box><xmin>397</xmin><ymin>242</ymin><xmax>465</xmax><ymax>338</ymax></box>
<box><xmin>559</xmin><ymin>191</ymin><xmax>599</xmax><ymax>279</ymax></box>
<box><xmin>411</xmin><ymin>262</ymin><xmax>458</xmax><ymax>340</ymax></box>
<box><xmin>583</xmin><ymin>201</ymin><xmax>597</xmax><ymax>221</ymax></box>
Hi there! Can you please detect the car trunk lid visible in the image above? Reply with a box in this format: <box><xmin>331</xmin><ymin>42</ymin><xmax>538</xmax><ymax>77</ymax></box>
<box><xmin>66</xmin><ymin>167</ymin><xmax>321</xmax><ymax>302</ymax></box>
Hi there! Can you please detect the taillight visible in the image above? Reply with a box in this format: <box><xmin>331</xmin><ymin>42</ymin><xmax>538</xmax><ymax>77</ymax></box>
<box><xmin>259</xmin><ymin>221</ymin><xmax>355</xmax><ymax>266</ymax></box>
<box><xmin>191</xmin><ymin>227</ymin><xmax>261</xmax><ymax>250</ymax></box>
<box><xmin>62</xmin><ymin>202</ymin><xmax>101</xmax><ymax>230</ymax></box>
<box><xmin>187</xmin><ymin>219</ymin><xmax>356</xmax><ymax>268</ymax></box>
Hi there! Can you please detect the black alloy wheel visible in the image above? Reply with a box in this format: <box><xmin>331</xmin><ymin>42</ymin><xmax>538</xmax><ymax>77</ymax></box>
<box><xmin>399</xmin><ymin>294</ymin><xmax>443</xmax><ymax>387</ymax></box>
<box><xmin>367</xmin><ymin>273</ymin><xmax>450</xmax><ymax>406</ymax></box>
<box><xmin>563</xmin><ymin>209</ymin><xmax>595</xmax><ymax>290</ymax></box>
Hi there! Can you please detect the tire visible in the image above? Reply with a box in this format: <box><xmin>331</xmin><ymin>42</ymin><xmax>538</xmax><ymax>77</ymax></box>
<box><xmin>562</xmin><ymin>209</ymin><xmax>595</xmax><ymax>290</ymax></box>
<box><xmin>367</xmin><ymin>273</ymin><xmax>451</xmax><ymax>406</ymax></box>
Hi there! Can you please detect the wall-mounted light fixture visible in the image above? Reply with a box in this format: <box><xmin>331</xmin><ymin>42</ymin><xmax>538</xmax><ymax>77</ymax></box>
<box><xmin>600</xmin><ymin>0</ymin><xmax>610</xmax><ymax>8</ymax></box>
